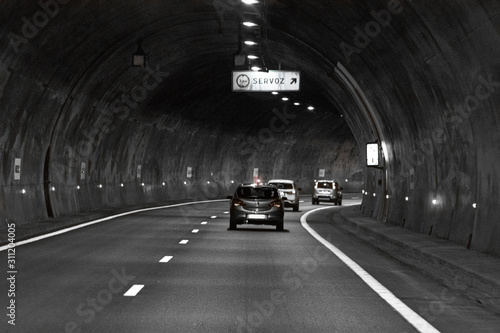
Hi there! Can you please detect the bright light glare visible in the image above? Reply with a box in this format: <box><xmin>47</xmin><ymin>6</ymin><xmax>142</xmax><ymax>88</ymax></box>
<box><xmin>243</xmin><ymin>21</ymin><xmax>257</xmax><ymax>27</ymax></box>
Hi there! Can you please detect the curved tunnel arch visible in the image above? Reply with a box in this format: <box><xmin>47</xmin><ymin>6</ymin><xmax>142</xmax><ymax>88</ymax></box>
<box><xmin>1</xmin><ymin>0</ymin><xmax>500</xmax><ymax>256</ymax></box>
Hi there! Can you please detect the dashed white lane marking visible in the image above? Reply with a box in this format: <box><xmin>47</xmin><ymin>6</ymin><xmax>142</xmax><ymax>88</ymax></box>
<box><xmin>191</xmin><ymin>229</ymin><xmax>199</xmax><ymax>234</ymax></box>
<box><xmin>223</xmin><ymin>211</ymin><xmax>229</xmax><ymax>214</ymax></box>
<box><xmin>301</xmin><ymin>207</ymin><xmax>440</xmax><ymax>333</ymax></box>
<box><xmin>159</xmin><ymin>256</ymin><xmax>173</xmax><ymax>263</ymax></box>
<box><xmin>210</xmin><ymin>215</ymin><xmax>217</xmax><ymax>219</ymax></box>
<box><xmin>0</xmin><ymin>199</ymin><xmax>228</xmax><ymax>252</ymax></box>
<box><xmin>201</xmin><ymin>221</ymin><xmax>208</xmax><ymax>225</ymax></box>
<box><xmin>124</xmin><ymin>284</ymin><xmax>144</xmax><ymax>297</ymax></box>
<box><xmin>179</xmin><ymin>239</ymin><xmax>189</xmax><ymax>245</ymax></box>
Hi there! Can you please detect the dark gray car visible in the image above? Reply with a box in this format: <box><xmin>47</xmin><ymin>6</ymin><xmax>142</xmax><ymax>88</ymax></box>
<box><xmin>228</xmin><ymin>184</ymin><xmax>285</xmax><ymax>231</ymax></box>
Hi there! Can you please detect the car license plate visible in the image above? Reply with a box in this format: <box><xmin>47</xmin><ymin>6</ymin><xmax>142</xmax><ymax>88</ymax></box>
<box><xmin>248</xmin><ymin>214</ymin><xmax>266</xmax><ymax>219</ymax></box>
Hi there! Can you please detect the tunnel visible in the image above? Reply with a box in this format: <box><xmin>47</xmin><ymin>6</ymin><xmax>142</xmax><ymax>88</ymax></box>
<box><xmin>1</xmin><ymin>0</ymin><xmax>499</xmax><ymax>257</ymax></box>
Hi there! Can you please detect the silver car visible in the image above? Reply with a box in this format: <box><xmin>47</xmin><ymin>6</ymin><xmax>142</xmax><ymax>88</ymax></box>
<box><xmin>268</xmin><ymin>179</ymin><xmax>301</xmax><ymax>211</ymax></box>
<box><xmin>312</xmin><ymin>180</ymin><xmax>343</xmax><ymax>205</ymax></box>
<box><xmin>227</xmin><ymin>184</ymin><xmax>285</xmax><ymax>231</ymax></box>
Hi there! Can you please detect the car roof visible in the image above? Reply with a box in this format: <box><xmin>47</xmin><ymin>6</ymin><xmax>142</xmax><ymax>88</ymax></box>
<box><xmin>268</xmin><ymin>179</ymin><xmax>294</xmax><ymax>183</ymax></box>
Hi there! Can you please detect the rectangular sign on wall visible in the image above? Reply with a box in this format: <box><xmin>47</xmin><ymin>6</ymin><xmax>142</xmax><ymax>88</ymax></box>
<box><xmin>14</xmin><ymin>158</ymin><xmax>21</xmax><ymax>180</ymax></box>
<box><xmin>81</xmin><ymin>162</ymin><xmax>86</xmax><ymax>180</ymax></box>
<box><xmin>319</xmin><ymin>169</ymin><xmax>325</xmax><ymax>177</ymax></box>
<box><xmin>232</xmin><ymin>70</ymin><xmax>300</xmax><ymax>92</ymax></box>
<box><xmin>366</xmin><ymin>143</ymin><xmax>379</xmax><ymax>166</ymax></box>
<box><xmin>137</xmin><ymin>164</ymin><xmax>142</xmax><ymax>179</ymax></box>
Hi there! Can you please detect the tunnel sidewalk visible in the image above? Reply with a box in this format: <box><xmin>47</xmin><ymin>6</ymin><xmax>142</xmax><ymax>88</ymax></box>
<box><xmin>338</xmin><ymin>205</ymin><xmax>500</xmax><ymax>315</ymax></box>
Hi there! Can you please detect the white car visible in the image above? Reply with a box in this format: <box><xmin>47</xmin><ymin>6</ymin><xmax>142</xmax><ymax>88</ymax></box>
<box><xmin>268</xmin><ymin>179</ymin><xmax>301</xmax><ymax>212</ymax></box>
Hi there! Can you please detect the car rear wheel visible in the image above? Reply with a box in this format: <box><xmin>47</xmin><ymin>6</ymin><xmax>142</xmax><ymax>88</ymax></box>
<box><xmin>229</xmin><ymin>220</ymin><xmax>237</xmax><ymax>230</ymax></box>
<box><xmin>276</xmin><ymin>221</ymin><xmax>284</xmax><ymax>231</ymax></box>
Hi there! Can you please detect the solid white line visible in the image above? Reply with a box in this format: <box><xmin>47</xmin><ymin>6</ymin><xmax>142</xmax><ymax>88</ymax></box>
<box><xmin>0</xmin><ymin>199</ymin><xmax>227</xmax><ymax>252</ymax></box>
<box><xmin>300</xmin><ymin>207</ymin><xmax>441</xmax><ymax>333</ymax></box>
<box><xmin>123</xmin><ymin>284</ymin><xmax>144</xmax><ymax>296</ymax></box>
<box><xmin>159</xmin><ymin>256</ymin><xmax>173</xmax><ymax>263</ymax></box>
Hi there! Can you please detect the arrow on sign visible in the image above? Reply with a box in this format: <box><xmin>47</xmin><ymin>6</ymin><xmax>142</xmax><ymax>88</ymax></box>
<box><xmin>291</xmin><ymin>78</ymin><xmax>297</xmax><ymax>84</ymax></box>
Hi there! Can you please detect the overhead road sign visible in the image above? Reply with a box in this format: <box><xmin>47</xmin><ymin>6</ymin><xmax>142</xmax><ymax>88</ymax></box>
<box><xmin>232</xmin><ymin>70</ymin><xmax>301</xmax><ymax>92</ymax></box>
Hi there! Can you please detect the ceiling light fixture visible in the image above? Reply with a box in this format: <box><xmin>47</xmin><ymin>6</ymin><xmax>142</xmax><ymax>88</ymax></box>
<box><xmin>242</xmin><ymin>0</ymin><xmax>259</xmax><ymax>4</ymax></box>
<box><xmin>247</xmin><ymin>55</ymin><xmax>259</xmax><ymax>59</ymax></box>
<box><xmin>243</xmin><ymin>21</ymin><xmax>258</xmax><ymax>27</ymax></box>
<box><xmin>132</xmin><ymin>40</ymin><xmax>147</xmax><ymax>67</ymax></box>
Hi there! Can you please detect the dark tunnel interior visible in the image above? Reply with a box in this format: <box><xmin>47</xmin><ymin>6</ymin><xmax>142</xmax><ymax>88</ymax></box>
<box><xmin>1</xmin><ymin>0</ymin><xmax>500</xmax><ymax>256</ymax></box>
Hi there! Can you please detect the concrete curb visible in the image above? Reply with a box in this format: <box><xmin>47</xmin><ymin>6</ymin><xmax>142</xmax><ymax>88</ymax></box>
<box><xmin>338</xmin><ymin>205</ymin><xmax>500</xmax><ymax>315</ymax></box>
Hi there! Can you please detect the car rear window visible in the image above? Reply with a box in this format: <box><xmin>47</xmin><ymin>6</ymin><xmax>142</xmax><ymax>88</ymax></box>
<box><xmin>269</xmin><ymin>183</ymin><xmax>293</xmax><ymax>190</ymax></box>
<box><xmin>237</xmin><ymin>187</ymin><xmax>279</xmax><ymax>199</ymax></box>
<box><xmin>317</xmin><ymin>182</ymin><xmax>333</xmax><ymax>189</ymax></box>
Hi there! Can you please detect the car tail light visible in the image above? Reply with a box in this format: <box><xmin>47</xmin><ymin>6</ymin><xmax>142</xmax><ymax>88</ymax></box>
<box><xmin>233</xmin><ymin>198</ymin><xmax>245</xmax><ymax>207</ymax></box>
<box><xmin>269</xmin><ymin>199</ymin><xmax>282</xmax><ymax>208</ymax></box>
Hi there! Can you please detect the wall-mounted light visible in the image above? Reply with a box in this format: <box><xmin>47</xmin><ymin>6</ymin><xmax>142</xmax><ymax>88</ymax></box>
<box><xmin>21</xmin><ymin>189</ymin><xmax>26</xmax><ymax>194</ymax></box>
<box><xmin>132</xmin><ymin>41</ymin><xmax>147</xmax><ymax>67</ymax></box>
<box><xmin>405</xmin><ymin>196</ymin><xmax>409</xmax><ymax>201</ymax></box>
<box><xmin>141</xmin><ymin>183</ymin><xmax>145</xmax><ymax>187</ymax></box>
<box><xmin>472</xmin><ymin>203</ymin><xmax>477</xmax><ymax>209</ymax></box>
<box><xmin>98</xmin><ymin>184</ymin><xmax>103</xmax><ymax>188</ymax></box>
<box><xmin>120</xmin><ymin>183</ymin><xmax>124</xmax><ymax>187</ymax></box>
<box><xmin>76</xmin><ymin>186</ymin><xmax>80</xmax><ymax>190</ymax></box>
<box><xmin>162</xmin><ymin>182</ymin><xmax>166</xmax><ymax>186</ymax></box>
<box><xmin>51</xmin><ymin>186</ymin><xmax>56</xmax><ymax>191</ymax></box>
<box><xmin>432</xmin><ymin>199</ymin><xmax>438</xmax><ymax>205</ymax></box>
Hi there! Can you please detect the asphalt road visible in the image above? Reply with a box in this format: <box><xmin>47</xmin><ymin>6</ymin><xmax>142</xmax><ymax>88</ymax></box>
<box><xmin>1</xmin><ymin>194</ymin><xmax>499</xmax><ymax>333</ymax></box>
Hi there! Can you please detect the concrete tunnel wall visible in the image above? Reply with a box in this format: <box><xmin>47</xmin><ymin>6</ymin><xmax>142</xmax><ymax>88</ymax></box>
<box><xmin>0</xmin><ymin>0</ymin><xmax>500</xmax><ymax>256</ymax></box>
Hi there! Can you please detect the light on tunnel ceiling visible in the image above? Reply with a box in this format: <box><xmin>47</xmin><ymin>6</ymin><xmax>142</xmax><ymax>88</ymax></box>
<box><xmin>242</xmin><ymin>0</ymin><xmax>259</xmax><ymax>4</ymax></box>
<box><xmin>308</xmin><ymin>106</ymin><xmax>315</xmax><ymax>111</ymax></box>
<box><xmin>282</xmin><ymin>97</ymin><xmax>289</xmax><ymax>101</ymax></box>
<box><xmin>243</xmin><ymin>21</ymin><xmax>258</xmax><ymax>27</ymax></box>
<box><xmin>272</xmin><ymin>91</ymin><xmax>278</xmax><ymax>95</ymax></box>
<box><xmin>247</xmin><ymin>55</ymin><xmax>259</xmax><ymax>60</ymax></box>
<box><xmin>294</xmin><ymin>102</ymin><xmax>301</xmax><ymax>106</ymax></box>
<box><xmin>132</xmin><ymin>41</ymin><xmax>147</xmax><ymax>67</ymax></box>
<box><xmin>244</xmin><ymin>40</ymin><xmax>257</xmax><ymax>46</ymax></box>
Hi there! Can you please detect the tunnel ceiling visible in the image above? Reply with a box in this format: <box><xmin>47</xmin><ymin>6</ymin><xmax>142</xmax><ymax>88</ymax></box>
<box><xmin>2</xmin><ymin>0</ymin><xmax>357</xmax><ymax>136</ymax></box>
